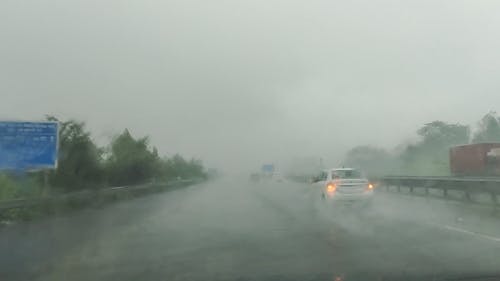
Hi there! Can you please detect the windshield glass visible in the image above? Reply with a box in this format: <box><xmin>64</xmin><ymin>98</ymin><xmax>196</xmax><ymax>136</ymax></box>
<box><xmin>3</xmin><ymin>1</ymin><xmax>500</xmax><ymax>280</ymax></box>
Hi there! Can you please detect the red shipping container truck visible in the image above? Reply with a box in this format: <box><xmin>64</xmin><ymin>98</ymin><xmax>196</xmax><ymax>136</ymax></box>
<box><xmin>449</xmin><ymin>143</ymin><xmax>500</xmax><ymax>176</ymax></box>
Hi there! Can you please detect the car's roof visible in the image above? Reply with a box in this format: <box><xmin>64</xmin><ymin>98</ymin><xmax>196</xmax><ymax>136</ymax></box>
<box><xmin>321</xmin><ymin>168</ymin><xmax>357</xmax><ymax>172</ymax></box>
<box><xmin>330</xmin><ymin>168</ymin><xmax>356</xmax><ymax>171</ymax></box>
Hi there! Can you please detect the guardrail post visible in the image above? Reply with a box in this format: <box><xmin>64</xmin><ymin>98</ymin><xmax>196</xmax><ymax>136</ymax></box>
<box><xmin>425</xmin><ymin>187</ymin><xmax>429</xmax><ymax>196</ymax></box>
<box><xmin>464</xmin><ymin>191</ymin><xmax>472</xmax><ymax>202</ymax></box>
<box><xmin>409</xmin><ymin>186</ymin><xmax>414</xmax><ymax>193</ymax></box>
<box><xmin>491</xmin><ymin>192</ymin><xmax>498</xmax><ymax>206</ymax></box>
<box><xmin>397</xmin><ymin>185</ymin><xmax>401</xmax><ymax>192</ymax></box>
<box><xmin>443</xmin><ymin>188</ymin><xmax>448</xmax><ymax>197</ymax></box>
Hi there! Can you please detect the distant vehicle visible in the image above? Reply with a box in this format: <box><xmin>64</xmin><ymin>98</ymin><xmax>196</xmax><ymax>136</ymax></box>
<box><xmin>249</xmin><ymin>173</ymin><xmax>260</xmax><ymax>183</ymax></box>
<box><xmin>271</xmin><ymin>172</ymin><xmax>284</xmax><ymax>182</ymax></box>
<box><xmin>311</xmin><ymin>168</ymin><xmax>374</xmax><ymax>205</ymax></box>
<box><xmin>450</xmin><ymin>143</ymin><xmax>500</xmax><ymax>176</ymax></box>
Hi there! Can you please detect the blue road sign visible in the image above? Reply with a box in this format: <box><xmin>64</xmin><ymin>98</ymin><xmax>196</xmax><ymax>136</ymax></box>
<box><xmin>261</xmin><ymin>164</ymin><xmax>275</xmax><ymax>173</ymax></box>
<box><xmin>0</xmin><ymin>121</ymin><xmax>59</xmax><ymax>170</ymax></box>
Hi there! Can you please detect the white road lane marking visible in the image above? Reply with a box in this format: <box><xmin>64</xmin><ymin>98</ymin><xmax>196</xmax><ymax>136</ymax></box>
<box><xmin>433</xmin><ymin>223</ymin><xmax>500</xmax><ymax>244</ymax></box>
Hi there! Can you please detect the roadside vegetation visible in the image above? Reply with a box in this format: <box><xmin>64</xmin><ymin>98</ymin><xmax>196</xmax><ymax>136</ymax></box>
<box><xmin>0</xmin><ymin>116</ymin><xmax>208</xmax><ymax>202</ymax></box>
<box><xmin>344</xmin><ymin>111</ymin><xmax>500</xmax><ymax>177</ymax></box>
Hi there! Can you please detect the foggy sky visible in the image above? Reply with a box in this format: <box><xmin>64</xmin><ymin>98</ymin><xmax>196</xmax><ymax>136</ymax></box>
<box><xmin>2</xmin><ymin>0</ymin><xmax>500</xmax><ymax>171</ymax></box>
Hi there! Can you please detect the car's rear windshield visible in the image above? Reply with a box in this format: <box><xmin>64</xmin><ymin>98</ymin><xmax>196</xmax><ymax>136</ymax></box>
<box><xmin>331</xmin><ymin>169</ymin><xmax>362</xmax><ymax>179</ymax></box>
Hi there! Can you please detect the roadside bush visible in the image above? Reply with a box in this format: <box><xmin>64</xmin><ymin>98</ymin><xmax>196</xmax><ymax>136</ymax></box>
<box><xmin>0</xmin><ymin>174</ymin><xmax>42</xmax><ymax>201</ymax></box>
<box><xmin>0</xmin><ymin>174</ymin><xmax>18</xmax><ymax>200</ymax></box>
<box><xmin>1</xmin><ymin>117</ymin><xmax>208</xmax><ymax>199</ymax></box>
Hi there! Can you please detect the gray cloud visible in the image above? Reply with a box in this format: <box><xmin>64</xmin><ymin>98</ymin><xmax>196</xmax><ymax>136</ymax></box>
<box><xmin>2</xmin><ymin>0</ymin><xmax>500</xmax><ymax>171</ymax></box>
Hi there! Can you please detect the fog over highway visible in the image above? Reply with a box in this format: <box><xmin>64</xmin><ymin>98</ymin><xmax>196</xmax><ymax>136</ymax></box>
<box><xmin>3</xmin><ymin>1</ymin><xmax>500</xmax><ymax>171</ymax></box>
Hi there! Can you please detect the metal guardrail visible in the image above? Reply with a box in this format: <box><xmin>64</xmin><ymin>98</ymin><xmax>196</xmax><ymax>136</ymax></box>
<box><xmin>380</xmin><ymin>176</ymin><xmax>500</xmax><ymax>205</ymax></box>
<box><xmin>0</xmin><ymin>179</ymin><xmax>199</xmax><ymax>211</ymax></box>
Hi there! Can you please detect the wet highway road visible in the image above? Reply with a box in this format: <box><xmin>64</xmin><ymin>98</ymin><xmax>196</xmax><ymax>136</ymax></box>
<box><xmin>2</xmin><ymin>178</ymin><xmax>500</xmax><ymax>281</ymax></box>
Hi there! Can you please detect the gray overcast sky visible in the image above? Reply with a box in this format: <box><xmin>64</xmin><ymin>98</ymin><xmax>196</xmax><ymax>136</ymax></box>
<box><xmin>2</xmin><ymin>0</ymin><xmax>500</xmax><ymax>171</ymax></box>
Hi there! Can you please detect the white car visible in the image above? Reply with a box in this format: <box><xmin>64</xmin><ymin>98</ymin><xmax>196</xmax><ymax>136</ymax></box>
<box><xmin>311</xmin><ymin>168</ymin><xmax>374</xmax><ymax>205</ymax></box>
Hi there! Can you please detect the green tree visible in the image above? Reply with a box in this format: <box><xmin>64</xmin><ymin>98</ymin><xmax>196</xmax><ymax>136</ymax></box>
<box><xmin>472</xmin><ymin>111</ymin><xmax>500</xmax><ymax>143</ymax></box>
<box><xmin>160</xmin><ymin>154</ymin><xmax>206</xmax><ymax>180</ymax></box>
<box><xmin>46</xmin><ymin>116</ymin><xmax>104</xmax><ymax>191</ymax></box>
<box><xmin>343</xmin><ymin>146</ymin><xmax>394</xmax><ymax>177</ymax></box>
<box><xmin>399</xmin><ymin>121</ymin><xmax>470</xmax><ymax>175</ymax></box>
<box><xmin>105</xmin><ymin>129</ymin><xmax>161</xmax><ymax>186</ymax></box>
<box><xmin>416</xmin><ymin>121</ymin><xmax>470</xmax><ymax>148</ymax></box>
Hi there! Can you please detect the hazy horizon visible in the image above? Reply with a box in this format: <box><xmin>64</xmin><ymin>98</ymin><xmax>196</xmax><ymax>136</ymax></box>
<box><xmin>2</xmin><ymin>0</ymin><xmax>500</xmax><ymax>171</ymax></box>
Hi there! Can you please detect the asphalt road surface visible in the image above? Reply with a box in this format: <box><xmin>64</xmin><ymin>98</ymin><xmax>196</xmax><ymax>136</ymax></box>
<box><xmin>2</xmin><ymin>178</ymin><xmax>500</xmax><ymax>281</ymax></box>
